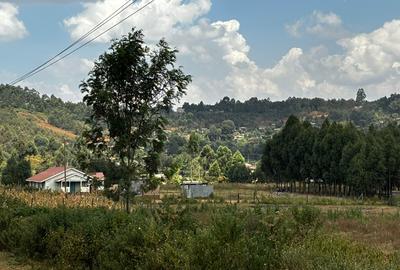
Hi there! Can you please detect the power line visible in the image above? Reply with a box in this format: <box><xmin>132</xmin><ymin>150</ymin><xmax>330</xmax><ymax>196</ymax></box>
<box><xmin>16</xmin><ymin>0</ymin><xmax>157</xmax><ymax>85</ymax></box>
<box><xmin>10</xmin><ymin>0</ymin><xmax>143</xmax><ymax>86</ymax></box>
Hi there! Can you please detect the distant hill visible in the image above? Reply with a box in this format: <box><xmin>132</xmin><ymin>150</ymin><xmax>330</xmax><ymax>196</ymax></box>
<box><xmin>0</xmin><ymin>85</ymin><xmax>88</xmax><ymax>172</ymax></box>
<box><xmin>2</xmin><ymin>85</ymin><xmax>400</xmax><ymax>162</ymax></box>
<box><xmin>178</xmin><ymin>93</ymin><xmax>400</xmax><ymax>129</ymax></box>
<box><xmin>0</xmin><ymin>84</ymin><xmax>88</xmax><ymax>134</ymax></box>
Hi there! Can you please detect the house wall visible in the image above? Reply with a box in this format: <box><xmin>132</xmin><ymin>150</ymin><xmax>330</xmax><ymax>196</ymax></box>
<box><xmin>42</xmin><ymin>169</ymin><xmax>89</xmax><ymax>193</ymax></box>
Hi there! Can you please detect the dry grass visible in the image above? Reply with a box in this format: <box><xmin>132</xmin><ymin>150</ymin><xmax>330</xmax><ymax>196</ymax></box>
<box><xmin>0</xmin><ymin>186</ymin><xmax>123</xmax><ymax>210</ymax></box>
<box><xmin>0</xmin><ymin>252</ymin><xmax>32</xmax><ymax>270</ymax></box>
<box><xmin>18</xmin><ymin>111</ymin><xmax>76</xmax><ymax>139</ymax></box>
<box><xmin>325</xmin><ymin>215</ymin><xmax>400</xmax><ymax>254</ymax></box>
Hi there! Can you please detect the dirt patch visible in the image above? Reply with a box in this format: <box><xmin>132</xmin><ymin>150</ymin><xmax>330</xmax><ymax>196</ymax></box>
<box><xmin>18</xmin><ymin>111</ymin><xmax>76</xmax><ymax>139</ymax></box>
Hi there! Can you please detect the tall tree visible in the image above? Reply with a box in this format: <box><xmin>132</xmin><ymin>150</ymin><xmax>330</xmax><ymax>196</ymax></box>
<box><xmin>356</xmin><ymin>88</ymin><xmax>367</xmax><ymax>104</ymax></box>
<box><xmin>81</xmin><ymin>29</ymin><xmax>191</xmax><ymax>212</ymax></box>
<box><xmin>1</xmin><ymin>153</ymin><xmax>31</xmax><ymax>186</ymax></box>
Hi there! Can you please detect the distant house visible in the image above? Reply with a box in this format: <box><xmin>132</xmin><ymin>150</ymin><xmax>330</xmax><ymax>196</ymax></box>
<box><xmin>181</xmin><ymin>181</ymin><xmax>213</xmax><ymax>199</ymax></box>
<box><xmin>89</xmin><ymin>172</ymin><xmax>105</xmax><ymax>191</ymax></box>
<box><xmin>26</xmin><ymin>167</ymin><xmax>91</xmax><ymax>193</ymax></box>
<box><xmin>245</xmin><ymin>163</ymin><xmax>257</xmax><ymax>172</ymax></box>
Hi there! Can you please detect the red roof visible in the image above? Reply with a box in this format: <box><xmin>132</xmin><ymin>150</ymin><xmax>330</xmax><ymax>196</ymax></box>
<box><xmin>90</xmin><ymin>172</ymin><xmax>105</xmax><ymax>181</ymax></box>
<box><xmin>27</xmin><ymin>167</ymin><xmax>66</xmax><ymax>183</ymax></box>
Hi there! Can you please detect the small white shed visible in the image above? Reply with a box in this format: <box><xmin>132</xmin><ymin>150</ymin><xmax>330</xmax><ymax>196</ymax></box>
<box><xmin>181</xmin><ymin>181</ymin><xmax>214</xmax><ymax>199</ymax></box>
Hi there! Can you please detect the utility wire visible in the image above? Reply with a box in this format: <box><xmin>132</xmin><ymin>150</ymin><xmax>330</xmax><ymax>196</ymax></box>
<box><xmin>16</xmin><ymin>0</ymin><xmax>157</xmax><ymax>85</ymax></box>
<box><xmin>10</xmin><ymin>0</ymin><xmax>142</xmax><ymax>86</ymax></box>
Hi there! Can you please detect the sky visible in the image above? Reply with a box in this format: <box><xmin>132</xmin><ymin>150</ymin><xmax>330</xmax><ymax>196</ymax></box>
<box><xmin>1</xmin><ymin>0</ymin><xmax>400</xmax><ymax>104</ymax></box>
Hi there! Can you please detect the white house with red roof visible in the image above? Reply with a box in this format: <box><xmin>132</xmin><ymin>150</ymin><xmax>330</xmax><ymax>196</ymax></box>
<box><xmin>26</xmin><ymin>167</ymin><xmax>91</xmax><ymax>193</ymax></box>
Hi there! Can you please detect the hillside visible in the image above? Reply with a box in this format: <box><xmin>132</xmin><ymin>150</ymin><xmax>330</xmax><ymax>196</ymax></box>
<box><xmin>178</xmin><ymin>92</ymin><xmax>400</xmax><ymax>129</ymax></box>
<box><xmin>0</xmin><ymin>85</ymin><xmax>87</xmax><ymax>175</ymax></box>
<box><xmin>2</xmin><ymin>85</ymin><xmax>400</xmax><ymax>175</ymax></box>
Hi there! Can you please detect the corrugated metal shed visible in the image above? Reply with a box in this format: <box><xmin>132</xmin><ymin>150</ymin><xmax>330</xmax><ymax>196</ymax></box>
<box><xmin>181</xmin><ymin>182</ymin><xmax>213</xmax><ymax>199</ymax></box>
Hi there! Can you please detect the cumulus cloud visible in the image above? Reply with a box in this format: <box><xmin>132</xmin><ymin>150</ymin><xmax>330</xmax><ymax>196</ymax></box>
<box><xmin>286</xmin><ymin>11</ymin><xmax>348</xmax><ymax>39</ymax></box>
<box><xmin>180</xmin><ymin>16</ymin><xmax>400</xmax><ymax>102</ymax></box>
<box><xmin>64</xmin><ymin>0</ymin><xmax>211</xmax><ymax>42</ymax></box>
<box><xmin>0</xmin><ymin>2</ymin><xmax>28</xmax><ymax>42</ymax></box>
<box><xmin>12</xmin><ymin>57</ymin><xmax>94</xmax><ymax>102</ymax></box>
<box><xmin>51</xmin><ymin>2</ymin><xmax>400</xmax><ymax>103</ymax></box>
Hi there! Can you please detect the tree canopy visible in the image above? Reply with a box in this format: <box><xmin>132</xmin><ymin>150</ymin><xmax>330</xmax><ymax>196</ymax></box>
<box><xmin>81</xmin><ymin>29</ymin><xmax>191</xmax><ymax>210</ymax></box>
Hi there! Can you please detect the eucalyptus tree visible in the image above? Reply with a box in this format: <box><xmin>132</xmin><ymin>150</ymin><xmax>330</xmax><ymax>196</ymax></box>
<box><xmin>81</xmin><ymin>29</ymin><xmax>191</xmax><ymax>212</ymax></box>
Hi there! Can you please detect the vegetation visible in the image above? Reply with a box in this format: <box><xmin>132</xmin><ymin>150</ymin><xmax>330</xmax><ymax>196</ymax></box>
<box><xmin>1</xmin><ymin>193</ymin><xmax>400</xmax><ymax>270</ymax></box>
<box><xmin>262</xmin><ymin>115</ymin><xmax>400</xmax><ymax>197</ymax></box>
<box><xmin>0</xmin><ymin>84</ymin><xmax>88</xmax><ymax>133</ymax></box>
<box><xmin>180</xmin><ymin>91</ymin><xmax>400</xmax><ymax>129</ymax></box>
<box><xmin>81</xmin><ymin>29</ymin><xmax>191</xmax><ymax>211</ymax></box>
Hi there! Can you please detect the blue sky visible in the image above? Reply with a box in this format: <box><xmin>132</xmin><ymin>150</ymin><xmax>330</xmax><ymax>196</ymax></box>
<box><xmin>2</xmin><ymin>0</ymin><xmax>400</xmax><ymax>103</ymax></box>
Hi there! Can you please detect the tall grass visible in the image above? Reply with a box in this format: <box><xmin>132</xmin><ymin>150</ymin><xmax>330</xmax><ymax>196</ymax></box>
<box><xmin>0</xmin><ymin>193</ymin><xmax>399</xmax><ymax>269</ymax></box>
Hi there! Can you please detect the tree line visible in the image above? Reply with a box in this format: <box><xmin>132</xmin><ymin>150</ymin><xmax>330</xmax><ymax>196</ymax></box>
<box><xmin>262</xmin><ymin>115</ymin><xmax>400</xmax><ymax>197</ymax></box>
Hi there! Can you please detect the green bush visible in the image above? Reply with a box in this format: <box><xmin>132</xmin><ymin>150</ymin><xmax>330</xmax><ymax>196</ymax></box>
<box><xmin>0</xmin><ymin>194</ymin><xmax>396</xmax><ymax>269</ymax></box>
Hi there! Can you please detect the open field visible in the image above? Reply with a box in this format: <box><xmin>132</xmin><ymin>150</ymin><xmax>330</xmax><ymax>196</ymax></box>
<box><xmin>1</xmin><ymin>185</ymin><xmax>400</xmax><ymax>269</ymax></box>
<box><xmin>1</xmin><ymin>184</ymin><xmax>397</xmax><ymax>214</ymax></box>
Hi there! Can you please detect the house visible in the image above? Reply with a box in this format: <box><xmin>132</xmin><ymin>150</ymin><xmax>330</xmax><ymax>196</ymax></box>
<box><xmin>89</xmin><ymin>172</ymin><xmax>105</xmax><ymax>191</ymax></box>
<box><xmin>181</xmin><ymin>181</ymin><xmax>214</xmax><ymax>199</ymax></box>
<box><xmin>26</xmin><ymin>167</ymin><xmax>91</xmax><ymax>193</ymax></box>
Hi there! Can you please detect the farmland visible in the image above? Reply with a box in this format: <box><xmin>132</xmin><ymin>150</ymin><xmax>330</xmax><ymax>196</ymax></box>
<box><xmin>1</xmin><ymin>183</ymin><xmax>394</xmax><ymax>210</ymax></box>
<box><xmin>1</xmin><ymin>185</ymin><xmax>400</xmax><ymax>269</ymax></box>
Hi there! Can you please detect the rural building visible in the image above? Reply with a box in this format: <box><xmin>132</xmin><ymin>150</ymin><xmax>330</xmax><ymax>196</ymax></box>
<box><xmin>89</xmin><ymin>172</ymin><xmax>105</xmax><ymax>191</ymax></box>
<box><xmin>26</xmin><ymin>167</ymin><xmax>92</xmax><ymax>193</ymax></box>
<box><xmin>181</xmin><ymin>181</ymin><xmax>214</xmax><ymax>199</ymax></box>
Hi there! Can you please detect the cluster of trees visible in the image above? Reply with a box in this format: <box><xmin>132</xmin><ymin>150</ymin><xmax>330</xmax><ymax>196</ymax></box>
<box><xmin>166</xmin><ymin>119</ymin><xmax>264</xmax><ymax>161</ymax></box>
<box><xmin>0</xmin><ymin>107</ymin><xmax>73</xmax><ymax>185</ymax></box>
<box><xmin>164</xmin><ymin>134</ymin><xmax>253</xmax><ymax>183</ymax></box>
<box><xmin>179</xmin><ymin>89</ymin><xmax>400</xmax><ymax>128</ymax></box>
<box><xmin>262</xmin><ymin>115</ymin><xmax>400</xmax><ymax>197</ymax></box>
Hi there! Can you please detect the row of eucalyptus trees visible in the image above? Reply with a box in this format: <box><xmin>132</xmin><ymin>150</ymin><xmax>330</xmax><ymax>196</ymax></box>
<box><xmin>262</xmin><ymin>115</ymin><xmax>400</xmax><ymax>197</ymax></box>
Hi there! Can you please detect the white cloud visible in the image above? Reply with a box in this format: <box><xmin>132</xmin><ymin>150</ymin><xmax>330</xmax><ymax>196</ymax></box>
<box><xmin>64</xmin><ymin>0</ymin><xmax>211</xmax><ymax>42</ymax></box>
<box><xmin>180</xmin><ymin>16</ymin><xmax>400</xmax><ymax>102</ymax></box>
<box><xmin>286</xmin><ymin>11</ymin><xmax>348</xmax><ymax>39</ymax></box>
<box><xmin>29</xmin><ymin>2</ymin><xmax>400</xmax><ymax>103</ymax></box>
<box><xmin>0</xmin><ymin>2</ymin><xmax>28</xmax><ymax>42</ymax></box>
<box><xmin>13</xmin><ymin>57</ymin><xmax>93</xmax><ymax>102</ymax></box>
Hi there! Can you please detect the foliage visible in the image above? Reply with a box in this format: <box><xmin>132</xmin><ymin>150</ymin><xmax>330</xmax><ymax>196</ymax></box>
<box><xmin>0</xmin><ymin>195</ymin><xmax>325</xmax><ymax>270</ymax></box>
<box><xmin>81</xmin><ymin>29</ymin><xmax>191</xmax><ymax>207</ymax></box>
<box><xmin>0</xmin><ymin>84</ymin><xmax>88</xmax><ymax>133</ymax></box>
<box><xmin>262</xmin><ymin>115</ymin><xmax>400</xmax><ymax>197</ymax></box>
<box><xmin>1</xmin><ymin>154</ymin><xmax>31</xmax><ymax>186</ymax></box>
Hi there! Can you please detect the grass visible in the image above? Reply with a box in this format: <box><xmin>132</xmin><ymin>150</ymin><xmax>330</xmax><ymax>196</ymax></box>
<box><xmin>0</xmin><ymin>252</ymin><xmax>42</xmax><ymax>270</ymax></box>
<box><xmin>1</xmin><ymin>188</ymin><xmax>400</xmax><ymax>269</ymax></box>
<box><xmin>0</xmin><ymin>183</ymin><xmax>394</xmax><ymax>212</ymax></box>
<box><xmin>325</xmin><ymin>212</ymin><xmax>400</xmax><ymax>254</ymax></box>
<box><xmin>0</xmin><ymin>186</ymin><xmax>123</xmax><ymax>210</ymax></box>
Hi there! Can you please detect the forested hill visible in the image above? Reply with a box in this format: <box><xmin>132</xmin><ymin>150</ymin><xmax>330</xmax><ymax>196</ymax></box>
<box><xmin>179</xmin><ymin>91</ymin><xmax>400</xmax><ymax>128</ymax></box>
<box><xmin>0</xmin><ymin>84</ymin><xmax>88</xmax><ymax>134</ymax></box>
<box><xmin>3</xmin><ymin>85</ymin><xmax>400</xmax><ymax>131</ymax></box>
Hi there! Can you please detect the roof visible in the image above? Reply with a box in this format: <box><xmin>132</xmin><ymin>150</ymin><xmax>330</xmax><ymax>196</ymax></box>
<box><xmin>181</xmin><ymin>181</ymin><xmax>209</xmax><ymax>186</ymax></box>
<box><xmin>90</xmin><ymin>172</ymin><xmax>105</xmax><ymax>181</ymax></box>
<box><xmin>27</xmin><ymin>167</ymin><xmax>66</xmax><ymax>183</ymax></box>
